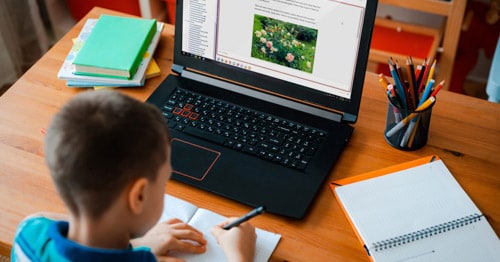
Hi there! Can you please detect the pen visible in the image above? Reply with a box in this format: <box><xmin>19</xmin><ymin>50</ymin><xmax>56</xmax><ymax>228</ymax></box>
<box><xmin>223</xmin><ymin>206</ymin><xmax>266</xmax><ymax>230</ymax></box>
<box><xmin>386</xmin><ymin>96</ymin><xmax>435</xmax><ymax>138</ymax></box>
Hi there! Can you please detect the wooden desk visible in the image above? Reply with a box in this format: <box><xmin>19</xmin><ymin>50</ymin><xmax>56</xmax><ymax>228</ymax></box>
<box><xmin>1</xmin><ymin>7</ymin><xmax>499</xmax><ymax>261</ymax></box>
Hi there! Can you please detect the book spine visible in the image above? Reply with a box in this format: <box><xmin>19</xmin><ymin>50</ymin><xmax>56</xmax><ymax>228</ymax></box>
<box><xmin>129</xmin><ymin>21</ymin><xmax>157</xmax><ymax>78</ymax></box>
<box><xmin>370</xmin><ymin>213</ymin><xmax>483</xmax><ymax>252</ymax></box>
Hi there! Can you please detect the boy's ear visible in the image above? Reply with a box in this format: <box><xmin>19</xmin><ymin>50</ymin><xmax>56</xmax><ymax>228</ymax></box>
<box><xmin>128</xmin><ymin>178</ymin><xmax>148</xmax><ymax>215</ymax></box>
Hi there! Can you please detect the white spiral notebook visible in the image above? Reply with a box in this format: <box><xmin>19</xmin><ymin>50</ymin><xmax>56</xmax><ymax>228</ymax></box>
<box><xmin>331</xmin><ymin>156</ymin><xmax>500</xmax><ymax>262</ymax></box>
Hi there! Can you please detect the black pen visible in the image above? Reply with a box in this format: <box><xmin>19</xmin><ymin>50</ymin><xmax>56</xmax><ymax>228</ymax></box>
<box><xmin>223</xmin><ymin>206</ymin><xmax>266</xmax><ymax>230</ymax></box>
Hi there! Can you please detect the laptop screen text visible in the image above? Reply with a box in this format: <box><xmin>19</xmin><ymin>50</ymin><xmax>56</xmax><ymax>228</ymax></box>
<box><xmin>181</xmin><ymin>0</ymin><xmax>367</xmax><ymax>100</ymax></box>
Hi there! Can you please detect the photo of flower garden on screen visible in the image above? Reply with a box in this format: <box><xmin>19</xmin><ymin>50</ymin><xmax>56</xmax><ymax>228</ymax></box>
<box><xmin>251</xmin><ymin>14</ymin><xmax>318</xmax><ymax>74</ymax></box>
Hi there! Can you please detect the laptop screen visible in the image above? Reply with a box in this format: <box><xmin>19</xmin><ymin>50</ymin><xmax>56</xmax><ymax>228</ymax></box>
<box><xmin>173</xmin><ymin>0</ymin><xmax>377</xmax><ymax>123</ymax></box>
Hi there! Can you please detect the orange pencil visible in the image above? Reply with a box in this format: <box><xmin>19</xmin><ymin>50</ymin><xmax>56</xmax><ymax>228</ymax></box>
<box><xmin>378</xmin><ymin>73</ymin><xmax>390</xmax><ymax>90</ymax></box>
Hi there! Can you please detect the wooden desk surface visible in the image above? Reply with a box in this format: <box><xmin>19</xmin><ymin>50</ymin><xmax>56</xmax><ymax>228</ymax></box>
<box><xmin>1</xmin><ymin>7</ymin><xmax>499</xmax><ymax>261</ymax></box>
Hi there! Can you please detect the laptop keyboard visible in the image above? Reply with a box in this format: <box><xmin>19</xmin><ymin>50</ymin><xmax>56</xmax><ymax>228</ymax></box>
<box><xmin>160</xmin><ymin>88</ymin><xmax>327</xmax><ymax>170</ymax></box>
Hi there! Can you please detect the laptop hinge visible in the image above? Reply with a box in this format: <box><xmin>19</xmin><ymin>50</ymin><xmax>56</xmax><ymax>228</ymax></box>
<box><xmin>343</xmin><ymin>113</ymin><xmax>357</xmax><ymax>123</ymax></box>
<box><xmin>180</xmin><ymin>69</ymin><xmax>344</xmax><ymax>123</ymax></box>
<box><xmin>172</xmin><ymin>64</ymin><xmax>184</xmax><ymax>74</ymax></box>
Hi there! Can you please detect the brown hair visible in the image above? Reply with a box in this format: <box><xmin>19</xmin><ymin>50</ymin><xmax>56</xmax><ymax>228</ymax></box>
<box><xmin>44</xmin><ymin>90</ymin><xmax>170</xmax><ymax>218</ymax></box>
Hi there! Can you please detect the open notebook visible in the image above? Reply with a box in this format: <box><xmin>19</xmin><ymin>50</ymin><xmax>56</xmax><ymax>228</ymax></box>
<box><xmin>331</xmin><ymin>156</ymin><xmax>500</xmax><ymax>262</ymax></box>
<box><xmin>159</xmin><ymin>194</ymin><xmax>281</xmax><ymax>261</ymax></box>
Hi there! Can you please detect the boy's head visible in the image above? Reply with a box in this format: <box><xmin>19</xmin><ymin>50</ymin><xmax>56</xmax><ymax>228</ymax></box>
<box><xmin>44</xmin><ymin>90</ymin><xmax>171</xmax><ymax>220</ymax></box>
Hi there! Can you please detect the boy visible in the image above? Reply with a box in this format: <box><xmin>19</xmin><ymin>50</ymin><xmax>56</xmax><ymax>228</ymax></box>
<box><xmin>12</xmin><ymin>90</ymin><xmax>256</xmax><ymax>262</ymax></box>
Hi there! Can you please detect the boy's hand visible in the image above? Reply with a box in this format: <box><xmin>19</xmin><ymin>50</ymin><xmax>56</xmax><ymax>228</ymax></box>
<box><xmin>131</xmin><ymin>218</ymin><xmax>207</xmax><ymax>258</ymax></box>
<box><xmin>211</xmin><ymin>218</ymin><xmax>256</xmax><ymax>262</ymax></box>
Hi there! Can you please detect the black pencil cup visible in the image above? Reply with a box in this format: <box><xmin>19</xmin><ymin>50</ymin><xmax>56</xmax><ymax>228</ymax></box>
<box><xmin>384</xmin><ymin>99</ymin><xmax>435</xmax><ymax>151</ymax></box>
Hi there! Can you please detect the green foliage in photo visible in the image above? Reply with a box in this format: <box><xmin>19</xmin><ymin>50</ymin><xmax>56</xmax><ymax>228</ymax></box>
<box><xmin>251</xmin><ymin>14</ymin><xmax>318</xmax><ymax>73</ymax></box>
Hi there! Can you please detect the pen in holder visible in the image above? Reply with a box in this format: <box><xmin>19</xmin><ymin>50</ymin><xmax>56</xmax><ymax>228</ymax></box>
<box><xmin>384</xmin><ymin>97</ymin><xmax>435</xmax><ymax>151</ymax></box>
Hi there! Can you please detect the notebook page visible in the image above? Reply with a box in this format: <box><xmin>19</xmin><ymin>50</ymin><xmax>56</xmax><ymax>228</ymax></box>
<box><xmin>159</xmin><ymin>194</ymin><xmax>281</xmax><ymax>261</ymax></box>
<box><xmin>173</xmin><ymin>208</ymin><xmax>281</xmax><ymax>262</ymax></box>
<box><xmin>159</xmin><ymin>194</ymin><xmax>199</xmax><ymax>223</ymax></box>
<box><xmin>372</xmin><ymin>218</ymin><xmax>500</xmax><ymax>262</ymax></box>
<box><xmin>335</xmin><ymin>160</ymin><xmax>482</xmax><ymax>247</ymax></box>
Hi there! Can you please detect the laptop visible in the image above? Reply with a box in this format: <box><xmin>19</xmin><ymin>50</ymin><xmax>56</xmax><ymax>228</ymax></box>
<box><xmin>147</xmin><ymin>0</ymin><xmax>378</xmax><ymax>219</ymax></box>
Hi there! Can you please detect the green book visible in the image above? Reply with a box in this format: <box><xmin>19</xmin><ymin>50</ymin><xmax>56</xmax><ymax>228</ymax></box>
<box><xmin>72</xmin><ymin>15</ymin><xmax>157</xmax><ymax>79</ymax></box>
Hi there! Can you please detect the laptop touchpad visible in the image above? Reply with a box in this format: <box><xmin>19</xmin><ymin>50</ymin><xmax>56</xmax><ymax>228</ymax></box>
<box><xmin>171</xmin><ymin>138</ymin><xmax>221</xmax><ymax>181</ymax></box>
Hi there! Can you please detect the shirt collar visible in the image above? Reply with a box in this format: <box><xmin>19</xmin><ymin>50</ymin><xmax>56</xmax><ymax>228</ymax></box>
<box><xmin>48</xmin><ymin>221</ymin><xmax>156</xmax><ymax>262</ymax></box>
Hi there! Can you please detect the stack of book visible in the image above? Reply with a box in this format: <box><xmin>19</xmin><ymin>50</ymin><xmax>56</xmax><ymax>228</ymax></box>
<box><xmin>58</xmin><ymin>15</ymin><xmax>164</xmax><ymax>88</ymax></box>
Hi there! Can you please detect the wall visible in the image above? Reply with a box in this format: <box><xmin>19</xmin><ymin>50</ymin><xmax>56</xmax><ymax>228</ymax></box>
<box><xmin>0</xmin><ymin>0</ymin><xmax>75</xmax><ymax>92</ymax></box>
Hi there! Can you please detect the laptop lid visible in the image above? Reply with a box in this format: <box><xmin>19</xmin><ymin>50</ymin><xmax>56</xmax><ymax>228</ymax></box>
<box><xmin>147</xmin><ymin>0</ymin><xmax>378</xmax><ymax>218</ymax></box>
<box><xmin>173</xmin><ymin>0</ymin><xmax>377</xmax><ymax>123</ymax></box>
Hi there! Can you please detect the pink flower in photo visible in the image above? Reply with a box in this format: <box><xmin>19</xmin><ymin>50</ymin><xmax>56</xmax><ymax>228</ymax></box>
<box><xmin>266</xmin><ymin>41</ymin><xmax>273</xmax><ymax>48</ymax></box>
<box><xmin>286</xmin><ymin>53</ymin><xmax>295</xmax><ymax>63</ymax></box>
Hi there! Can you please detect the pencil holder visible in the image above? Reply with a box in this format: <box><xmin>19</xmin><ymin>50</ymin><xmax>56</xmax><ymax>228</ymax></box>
<box><xmin>384</xmin><ymin>99</ymin><xmax>435</xmax><ymax>151</ymax></box>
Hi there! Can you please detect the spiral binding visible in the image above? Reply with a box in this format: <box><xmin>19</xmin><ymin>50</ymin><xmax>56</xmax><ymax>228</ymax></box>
<box><xmin>371</xmin><ymin>213</ymin><xmax>483</xmax><ymax>252</ymax></box>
